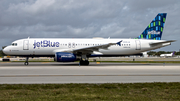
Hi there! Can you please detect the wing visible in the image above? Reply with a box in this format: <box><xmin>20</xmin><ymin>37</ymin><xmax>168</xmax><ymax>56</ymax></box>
<box><xmin>53</xmin><ymin>42</ymin><xmax>118</xmax><ymax>55</ymax></box>
<box><xmin>72</xmin><ymin>43</ymin><xmax>116</xmax><ymax>55</ymax></box>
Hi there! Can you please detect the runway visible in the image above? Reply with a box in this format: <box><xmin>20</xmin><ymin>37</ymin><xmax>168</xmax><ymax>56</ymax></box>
<box><xmin>0</xmin><ymin>62</ymin><xmax>180</xmax><ymax>84</ymax></box>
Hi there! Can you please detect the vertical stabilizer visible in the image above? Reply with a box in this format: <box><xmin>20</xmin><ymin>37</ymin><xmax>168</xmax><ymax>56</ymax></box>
<box><xmin>136</xmin><ymin>13</ymin><xmax>167</xmax><ymax>40</ymax></box>
<box><xmin>172</xmin><ymin>51</ymin><xmax>175</xmax><ymax>56</ymax></box>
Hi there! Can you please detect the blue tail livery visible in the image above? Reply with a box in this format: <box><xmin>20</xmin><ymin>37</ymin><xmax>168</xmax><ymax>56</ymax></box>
<box><xmin>136</xmin><ymin>13</ymin><xmax>167</xmax><ymax>40</ymax></box>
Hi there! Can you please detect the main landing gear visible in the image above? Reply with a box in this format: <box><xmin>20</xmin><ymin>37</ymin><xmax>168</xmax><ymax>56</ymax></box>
<box><xmin>79</xmin><ymin>60</ymin><xmax>89</xmax><ymax>65</ymax></box>
<box><xmin>24</xmin><ymin>57</ymin><xmax>29</xmax><ymax>65</ymax></box>
<box><xmin>79</xmin><ymin>55</ymin><xmax>89</xmax><ymax>65</ymax></box>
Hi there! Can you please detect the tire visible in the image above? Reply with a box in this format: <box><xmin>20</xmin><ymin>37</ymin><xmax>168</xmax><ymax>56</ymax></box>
<box><xmin>24</xmin><ymin>62</ymin><xmax>29</xmax><ymax>65</ymax></box>
<box><xmin>85</xmin><ymin>60</ymin><xmax>89</xmax><ymax>65</ymax></box>
<box><xmin>79</xmin><ymin>60</ymin><xmax>89</xmax><ymax>65</ymax></box>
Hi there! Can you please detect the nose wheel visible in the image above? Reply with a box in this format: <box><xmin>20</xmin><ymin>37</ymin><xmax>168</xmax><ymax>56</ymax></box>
<box><xmin>24</xmin><ymin>57</ymin><xmax>29</xmax><ymax>65</ymax></box>
<box><xmin>24</xmin><ymin>62</ymin><xmax>29</xmax><ymax>65</ymax></box>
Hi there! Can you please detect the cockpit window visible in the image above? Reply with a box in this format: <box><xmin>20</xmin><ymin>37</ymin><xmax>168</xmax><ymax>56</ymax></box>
<box><xmin>11</xmin><ymin>43</ymin><xmax>17</xmax><ymax>46</ymax></box>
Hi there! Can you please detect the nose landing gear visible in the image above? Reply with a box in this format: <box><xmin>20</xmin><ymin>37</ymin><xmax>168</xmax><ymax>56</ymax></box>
<box><xmin>24</xmin><ymin>57</ymin><xmax>29</xmax><ymax>65</ymax></box>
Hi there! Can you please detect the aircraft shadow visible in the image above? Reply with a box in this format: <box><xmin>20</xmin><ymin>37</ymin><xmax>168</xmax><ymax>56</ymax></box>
<box><xmin>0</xmin><ymin>62</ymin><xmax>169</xmax><ymax>67</ymax></box>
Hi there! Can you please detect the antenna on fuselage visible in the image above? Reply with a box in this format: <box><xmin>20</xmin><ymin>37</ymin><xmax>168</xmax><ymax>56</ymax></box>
<box><xmin>28</xmin><ymin>37</ymin><xmax>30</xmax><ymax>39</ymax></box>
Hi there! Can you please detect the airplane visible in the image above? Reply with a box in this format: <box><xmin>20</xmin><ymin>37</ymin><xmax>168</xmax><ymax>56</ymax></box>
<box><xmin>3</xmin><ymin>13</ymin><xmax>175</xmax><ymax>65</ymax></box>
<box><xmin>160</xmin><ymin>51</ymin><xmax>175</xmax><ymax>57</ymax></box>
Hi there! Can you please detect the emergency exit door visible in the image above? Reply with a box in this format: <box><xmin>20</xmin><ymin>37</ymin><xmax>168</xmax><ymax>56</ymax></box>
<box><xmin>135</xmin><ymin>40</ymin><xmax>141</xmax><ymax>50</ymax></box>
<box><xmin>23</xmin><ymin>40</ymin><xmax>29</xmax><ymax>50</ymax></box>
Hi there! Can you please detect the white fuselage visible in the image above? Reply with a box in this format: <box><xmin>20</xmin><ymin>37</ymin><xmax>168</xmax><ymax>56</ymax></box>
<box><xmin>160</xmin><ymin>53</ymin><xmax>174</xmax><ymax>57</ymax></box>
<box><xmin>3</xmin><ymin>38</ymin><xmax>170</xmax><ymax>57</ymax></box>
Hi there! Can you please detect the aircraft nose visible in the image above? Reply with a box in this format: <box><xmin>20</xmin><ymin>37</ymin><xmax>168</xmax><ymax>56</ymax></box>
<box><xmin>3</xmin><ymin>47</ymin><xmax>9</xmax><ymax>55</ymax></box>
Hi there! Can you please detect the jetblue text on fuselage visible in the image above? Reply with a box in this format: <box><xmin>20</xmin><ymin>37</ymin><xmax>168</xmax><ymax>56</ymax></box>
<box><xmin>34</xmin><ymin>40</ymin><xmax>59</xmax><ymax>49</ymax></box>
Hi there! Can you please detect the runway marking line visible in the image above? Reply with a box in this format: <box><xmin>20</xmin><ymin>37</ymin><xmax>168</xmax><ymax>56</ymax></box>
<box><xmin>41</xmin><ymin>62</ymin><xmax>50</xmax><ymax>64</ymax></box>
<box><xmin>148</xmin><ymin>60</ymin><xmax>154</xmax><ymax>61</ymax></box>
<box><xmin>0</xmin><ymin>74</ymin><xmax>180</xmax><ymax>77</ymax></box>
<box><xmin>141</xmin><ymin>63</ymin><xmax>147</xmax><ymax>64</ymax></box>
<box><xmin>27</xmin><ymin>75</ymin><xmax>40</xmax><ymax>77</ymax></box>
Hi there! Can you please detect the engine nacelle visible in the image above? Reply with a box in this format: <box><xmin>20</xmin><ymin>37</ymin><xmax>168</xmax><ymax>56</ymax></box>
<box><xmin>55</xmin><ymin>52</ymin><xmax>76</xmax><ymax>62</ymax></box>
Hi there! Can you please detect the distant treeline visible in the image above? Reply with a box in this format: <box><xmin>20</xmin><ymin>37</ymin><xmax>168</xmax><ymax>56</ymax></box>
<box><xmin>0</xmin><ymin>50</ymin><xmax>6</xmax><ymax>57</ymax></box>
<box><xmin>147</xmin><ymin>51</ymin><xmax>180</xmax><ymax>56</ymax></box>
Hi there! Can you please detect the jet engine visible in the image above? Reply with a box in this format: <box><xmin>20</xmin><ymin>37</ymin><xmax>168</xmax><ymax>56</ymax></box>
<box><xmin>55</xmin><ymin>52</ymin><xmax>77</xmax><ymax>62</ymax></box>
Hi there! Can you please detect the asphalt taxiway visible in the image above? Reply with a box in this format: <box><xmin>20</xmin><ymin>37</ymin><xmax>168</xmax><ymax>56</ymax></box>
<box><xmin>0</xmin><ymin>62</ymin><xmax>180</xmax><ymax>84</ymax></box>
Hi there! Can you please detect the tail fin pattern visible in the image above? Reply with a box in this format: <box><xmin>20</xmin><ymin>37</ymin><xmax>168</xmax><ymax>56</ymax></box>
<box><xmin>172</xmin><ymin>51</ymin><xmax>175</xmax><ymax>56</ymax></box>
<box><xmin>136</xmin><ymin>13</ymin><xmax>167</xmax><ymax>40</ymax></box>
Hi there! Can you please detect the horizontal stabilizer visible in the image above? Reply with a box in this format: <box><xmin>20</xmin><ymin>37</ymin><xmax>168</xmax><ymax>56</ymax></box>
<box><xmin>149</xmin><ymin>40</ymin><xmax>176</xmax><ymax>46</ymax></box>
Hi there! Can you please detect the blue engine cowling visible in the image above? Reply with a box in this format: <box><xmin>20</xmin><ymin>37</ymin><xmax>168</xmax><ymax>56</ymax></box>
<box><xmin>55</xmin><ymin>52</ymin><xmax>76</xmax><ymax>62</ymax></box>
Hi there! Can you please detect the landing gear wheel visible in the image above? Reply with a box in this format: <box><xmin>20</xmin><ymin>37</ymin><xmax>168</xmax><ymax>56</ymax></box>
<box><xmin>24</xmin><ymin>57</ymin><xmax>29</xmax><ymax>66</ymax></box>
<box><xmin>79</xmin><ymin>60</ymin><xmax>89</xmax><ymax>65</ymax></box>
<box><xmin>80</xmin><ymin>60</ymin><xmax>83</xmax><ymax>65</ymax></box>
<box><xmin>24</xmin><ymin>62</ymin><xmax>29</xmax><ymax>65</ymax></box>
<box><xmin>85</xmin><ymin>60</ymin><xmax>89</xmax><ymax>65</ymax></box>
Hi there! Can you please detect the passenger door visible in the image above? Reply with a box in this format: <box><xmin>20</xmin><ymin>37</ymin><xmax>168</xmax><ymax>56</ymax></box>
<box><xmin>135</xmin><ymin>40</ymin><xmax>141</xmax><ymax>50</ymax></box>
<box><xmin>23</xmin><ymin>40</ymin><xmax>29</xmax><ymax>50</ymax></box>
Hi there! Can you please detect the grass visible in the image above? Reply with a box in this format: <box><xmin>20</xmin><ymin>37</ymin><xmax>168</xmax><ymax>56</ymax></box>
<box><xmin>0</xmin><ymin>83</ymin><xmax>180</xmax><ymax>101</ymax></box>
